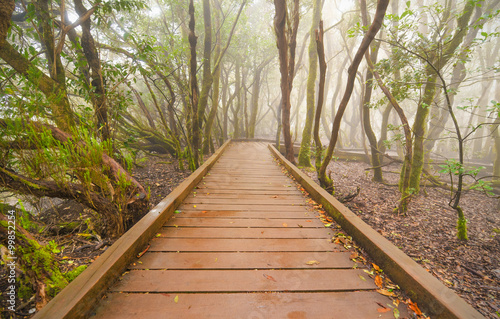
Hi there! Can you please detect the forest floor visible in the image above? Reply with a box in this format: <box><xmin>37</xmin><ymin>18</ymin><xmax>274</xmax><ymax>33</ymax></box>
<box><xmin>303</xmin><ymin>158</ymin><xmax>500</xmax><ymax>319</ymax></box>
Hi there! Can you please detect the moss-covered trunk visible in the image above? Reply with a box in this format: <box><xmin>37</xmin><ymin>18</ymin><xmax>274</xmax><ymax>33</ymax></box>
<box><xmin>298</xmin><ymin>0</ymin><xmax>321</xmax><ymax>167</ymax></box>
<box><xmin>0</xmin><ymin>211</ymin><xmax>68</xmax><ymax>310</ymax></box>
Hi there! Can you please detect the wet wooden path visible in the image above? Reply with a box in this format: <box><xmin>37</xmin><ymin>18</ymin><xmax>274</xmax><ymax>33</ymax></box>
<box><xmin>90</xmin><ymin>142</ymin><xmax>402</xmax><ymax>318</ymax></box>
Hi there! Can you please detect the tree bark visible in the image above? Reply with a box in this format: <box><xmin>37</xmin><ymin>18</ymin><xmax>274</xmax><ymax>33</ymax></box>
<box><xmin>313</xmin><ymin>21</ymin><xmax>327</xmax><ymax>172</ymax></box>
<box><xmin>74</xmin><ymin>0</ymin><xmax>110</xmax><ymax>141</ymax></box>
<box><xmin>318</xmin><ymin>0</ymin><xmax>389</xmax><ymax>190</ymax></box>
<box><xmin>298</xmin><ymin>0</ymin><xmax>321</xmax><ymax>167</ymax></box>
<box><xmin>409</xmin><ymin>1</ymin><xmax>476</xmax><ymax>193</ymax></box>
<box><xmin>273</xmin><ymin>0</ymin><xmax>299</xmax><ymax>163</ymax></box>
<box><xmin>360</xmin><ymin>0</ymin><xmax>383</xmax><ymax>182</ymax></box>
<box><xmin>188</xmin><ymin>0</ymin><xmax>200</xmax><ymax>170</ymax></box>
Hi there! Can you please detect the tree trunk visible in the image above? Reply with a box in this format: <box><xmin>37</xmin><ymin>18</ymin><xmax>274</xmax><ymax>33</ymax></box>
<box><xmin>188</xmin><ymin>0</ymin><xmax>200</xmax><ymax>170</ymax></box>
<box><xmin>0</xmin><ymin>211</ymin><xmax>68</xmax><ymax>309</ymax></box>
<box><xmin>360</xmin><ymin>0</ymin><xmax>383</xmax><ymax>182</ymax></box>
<box><xmin>273</xmin><ymin>0</ymin><xmax>299</xmax><ymax>163</ymax></box>
<box><xmin>313</xmin><ymin>21</ymin><xmax>327</xmax><ymax>172</ymax></box>
<box><xmin>202</xmin><ymin>0</ymin><xmax>221</xmax><ymax>153</ymax></box>
<box><xmin>298</xmin><ymin>0</ymin><xmax>321</xmax><ymax>167</ymax></box>
<box><xmin>319</xmin><ymin>0</ymin><xmax>389</xmax><ymax>190</ymax></box>
<box><xmin>409</xmin><ymin>1</ymin><xmax>476</xmax><ymax>193</ymax></box>
<box><xmin>74</xmin><ymin>0</ymin><xmax>110</xmax><ymax>141</ymax></box>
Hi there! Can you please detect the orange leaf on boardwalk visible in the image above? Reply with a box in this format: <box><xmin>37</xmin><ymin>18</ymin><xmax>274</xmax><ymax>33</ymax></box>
<box><xmin>282</xmin><ymin>223</ymin><xmax>288</xmax><ymax>227</ymax></box>
<box><xmin>136</xmin><ymin>245</ymin><xmax>150</xmax><ymax>258</ymax></box>
<box><xmin>377</xmin><ymin>308</ymin><xmax>391</xmax><ymax>313</ymax></box>
<box><xmin>372</xmin><ymin>263</ymin><xmax>381</xmax><ymax>272</ymax></box>
<box><xmin>374</xmin><ymin>275</ymin><xmax>383</xmax><ymax>288</ymax></box>
<box><xmin>408</xmin><ymin>300</ymin><xmax>423</xmax><ymax>315</ymax></box>
<box><xmin>376</xmin><ymin>289</ymin><xmax>396</xmax><ymax>297</ymax></box>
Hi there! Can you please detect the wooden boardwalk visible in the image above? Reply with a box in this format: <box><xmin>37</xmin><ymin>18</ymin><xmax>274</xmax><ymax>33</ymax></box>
<box><xmin>91</xmin><ymin>142</ymin><xmax>404</xmax><ymax>318</ymax></box>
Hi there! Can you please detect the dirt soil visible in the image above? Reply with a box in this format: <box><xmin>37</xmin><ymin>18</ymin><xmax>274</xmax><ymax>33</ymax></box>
<box><xmin>303</xmin><ymin>158</ymin><xmax>500</xmax><ymax>318</ymax></box>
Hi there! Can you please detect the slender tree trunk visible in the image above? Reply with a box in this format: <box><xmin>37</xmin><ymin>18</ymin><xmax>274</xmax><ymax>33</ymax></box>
<box><xmin>298</xmin><ymin>0</ymin><xmax>321</xmax><ymax>167</ymax></box>
<box><xmin>360</xmin><ymin>0</ymin><xmax>383</xmax><ymax>182</ymax></box>
<box><xmin>188</xmin><ymin>0</ymin><xmax>199</xmax><ymax>170</ymax></box>
<box><xmin>313</xmin><ymin>21</ymin><xmax>327</xmax><ymax>172</ymax></box>
<box><xmin>195</xmin><ymin>0</ymin><xmax>212</xmax><ymax>161</ymax></box>
<box><xmin>273</xmin><ymin>0</ymin><xmax>298</xmax><ymax>163</ymax></box>
<box><xmin>318</xmin><ymin>0</ymin><xmax>389</xmax><ymax>190</ymax></box>
<box><xmin>202</xmin><ymin>0</ymin><xmax>221</xmax><ymax>154</ymax></box>
<box><xmin>409</xmin><ymin>1</ymin><xmax>476</xmax><ymax>193</ymax></box>
<box><xmin>249</xmin><ymin>67</ymin><xmax>262</xmax><ymax>138</ymax></box>
<box><xmin>74</xmin><ymin>0</ymin><xmax>110</xmax><ymax>141</ymax></box>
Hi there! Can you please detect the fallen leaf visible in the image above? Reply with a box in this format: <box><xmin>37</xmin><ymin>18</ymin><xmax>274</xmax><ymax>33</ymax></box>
<box><xmin>376</xmin><ymin>289</ymin><xmax>396</xmax><ymax>297</ymax></box>
<box><xmin>136</xmin><ymin>245</ymin><xmax>150</xmax><ymax>258</ymax></box>
<box><xmin>374</xmin><ymin>275</ymin><xmax>383</xmax><ymax>288</ymax></box>
<box><xmin>193</xmin><ymin>205</ymin><xmax>197</xmax><ymax>208</ymax></box>
<box><xmin>306</xmin><ymin>220</ymin><xmax>312</xmax><ymax>222</ymax></box>
<box><xmin>201</xmin><ymin>211</ymin><xmax>208</xmax><ymax>214</ymax></box>
<box><xmin>377</xmin><ymin>308</ymin><xmax>391</xmax><ymax>313</ymax></box>
<box><xmin>282</xmin><ymin>223</ymin><xmax>288</xmax><ymax>227</ymax></box>
<box><xmin>306</xmin><ymin>260</ymin><xmax>320</xmax><ymax>265</ymax></box>
<box><xmin>174</xmin><ymin>295</ymin><xmax>179</xmax><ymax>303</ymax></box>
<box><xmin>350</xmin><ymin>252</ymin><xmax>359</xmax><ymax>259</ymax></box>
<box><xmin>359</xmin><ymin>275</ymin><xmax>366</xmax><ymax>281</ymax></box>
<box><xmin>408</xmin><ymin>300</ymin><xmax>423</xmax><ymax>315</ymax></box>
<box><xmin>372</xmin><ymin>263</ymin><xmax>381</xmax><ymax>272</ymax></box>
<box><xmin>263</xmin><ymin>274</ymin><xmax>277</xmax><ymax>282</ymax></box>
<box><xmin>393</xmin><ymin>308</ymin><xmax>400</xmax><ymax>319</ymax></box>
<box><xmin>174</xmin><ymin>210</ymin><xmax>182</xmax><ymax>214</ymax></box>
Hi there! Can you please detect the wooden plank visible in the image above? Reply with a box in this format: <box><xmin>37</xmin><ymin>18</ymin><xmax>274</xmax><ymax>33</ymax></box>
<box><xmin>203</xmin><ymin>175</ymin><xmax>292</xmax><ymax>186</ymax></box>
<box><xmin>182</xmin><ymin>198</ymin><xmax>306</xmax><ymax>205</ymax></box>
<box><xmin>148</xmin><ymin>238</ymin><xmax>343</xmax><ymax>252</ymax></box>
<box><xmin>165</xmin><ymin>217</ymin><xmax>323</xmax><ymax>228</ymax></box>
<box><xmin>158</xmin><ymin>227</ymin><xmax>332</xmax><ymax>239</ymax></box>
<box><xmin>172</xmin><ymin>210</ymin><xmax>319</xmax><ymax>219</ymax></box>
<box><xmin>185</xmin><ymin>193</ymin><xmax>307</xmax><ymax>200</ymax></box>
<box><xmin>197</xmin><ymin>183</ymin><xmax>297</xmax><ymax>189</ymax></box>
<box><xmin>177</xmin><ymin>204</ymin><xmax>309</xmax><ymax>211</ymax></box>
<box><xmin>92</xmin><ymin>291</ymin><xmax>406</xmax><ymax>319</ymax></box>
<box><xmin>129</xmin><ymin>251</ymin><xmax>354</xmax><ymax>269</ymax></box>
<box><xmin>189</xmin><ymin>189</ymin><xmax>304</xmax><ymax>195</ymax></box>
<box><xmin>109</xmin><ymin>269</ymin><xmax>375</xmax><ymax>292</ymax></box>
<box><xmin>32</xmin><ymin>141</ymin><xmax>233</xmax><ymax>319</ymax></box>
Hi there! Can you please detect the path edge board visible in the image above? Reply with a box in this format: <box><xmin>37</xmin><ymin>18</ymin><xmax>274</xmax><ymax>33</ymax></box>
<box><xmin>268</xmin><ymin>144</ymin><xmax>484</xmax><ymax>319</ymax></box>
<box><xmin>32</xmin><ymin>140</ymin><xmax>231</xmax><ymax>319</ymax></box>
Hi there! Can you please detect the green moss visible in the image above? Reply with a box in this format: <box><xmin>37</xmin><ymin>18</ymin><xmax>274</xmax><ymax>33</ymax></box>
<box><xmin>18</xmin><ymin>283</ymin><xmax>34</xmax><ymax>300</ymax></box>
<box><xmin>18</xmin><ymin>239</ymin><xmax>69</xmax><ymax>297</ymax></box>
<box><xmin>456</xmin><ymin>206</ymin><xmax>468</xmax><ymax>241</ymax></box>
<box><xmin>65</xmin><ymin>265</ymin><xmax>87</xmax><ymax>282</ymax></box>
